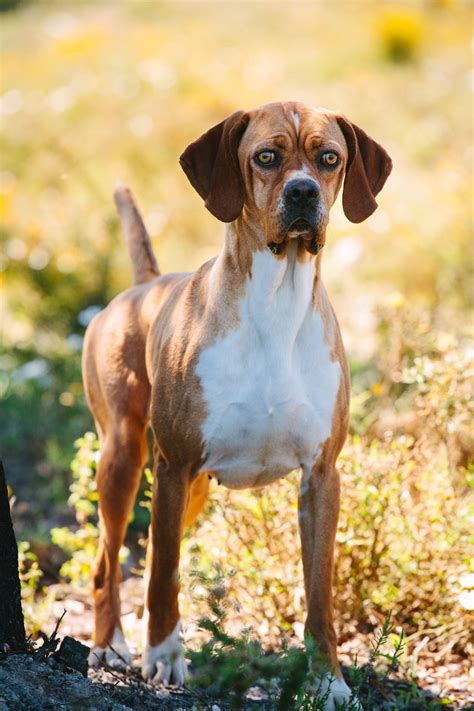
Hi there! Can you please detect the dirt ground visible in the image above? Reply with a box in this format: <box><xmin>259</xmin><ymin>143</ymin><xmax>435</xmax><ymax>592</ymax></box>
<box><xmin>4</xmin><ymin>577</ymin><xmax>471</xmax><ymax>711</ymax></box>
<box><xmin>1</xmin><ymin>649</ymin><xmax>473</xmax><ymax>711</ymax></box>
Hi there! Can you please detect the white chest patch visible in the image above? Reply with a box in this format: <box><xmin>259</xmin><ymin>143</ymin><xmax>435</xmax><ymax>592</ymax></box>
<box><xmin>196</xmin><ymin>247</ymin><xmax>341</xmax><ymax>489</ymax></box>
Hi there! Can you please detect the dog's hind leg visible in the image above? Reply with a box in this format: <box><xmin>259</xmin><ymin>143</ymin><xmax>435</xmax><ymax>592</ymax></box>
<box><xmin>82</xmin><ymin>292</ymin><xmax>152</xmax><ymax>668</ymax></box>
<box><xmin>88</xmin><ymin>416</ymin><xmax>148</xmax><ymax>669</ymax></box>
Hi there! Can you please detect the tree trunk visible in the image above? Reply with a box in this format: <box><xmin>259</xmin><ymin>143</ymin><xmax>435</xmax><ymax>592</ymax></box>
<box><xmin>0</xmin><ymin>460</ymin><xmax>26</xmax><ymax>650</ymax></box>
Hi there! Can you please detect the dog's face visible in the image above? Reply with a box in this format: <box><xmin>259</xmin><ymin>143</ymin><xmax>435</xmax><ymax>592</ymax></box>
<box><xmin>238</xmin><ymin>103</ymin><xmax>347</xmax><ymax>255</ymax></box>
<box><xmin>180</xmin><ymin>101</ymin><xmax>392</xmax><ymax>255</ymax></box>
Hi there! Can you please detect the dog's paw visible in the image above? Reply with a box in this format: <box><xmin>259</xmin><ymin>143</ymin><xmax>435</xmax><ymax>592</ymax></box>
<box><xmin>317</xmin><ymin>674</ymin><xmax>361</xmax><ymax>710</ymax></box>
<box><xmin>88</xmin><ymin>627</ymin><xmax>133</xmax><ymax>670</ymax></box>
<box><xmin>142</xmin><ymin>621</ymin><xmax>187</xmax><ymax>687</ymax></box>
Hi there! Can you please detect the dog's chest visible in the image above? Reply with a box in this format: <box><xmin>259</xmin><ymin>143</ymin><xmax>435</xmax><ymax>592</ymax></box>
<box><xmin>196</xmin><ymin>250</ymin><xmax>341</xmax><ymax>489</ymax></box>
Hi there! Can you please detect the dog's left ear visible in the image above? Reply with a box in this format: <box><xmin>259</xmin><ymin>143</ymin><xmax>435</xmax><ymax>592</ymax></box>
<box><xmin>179</xmin><ymin>110</ymin><xmax>250</xmax><ymax>223</ymax></box>
<box><xmin>336</xmin><ymin>116</ymin><xmax>392</xmax><ymax>224</ymax></box>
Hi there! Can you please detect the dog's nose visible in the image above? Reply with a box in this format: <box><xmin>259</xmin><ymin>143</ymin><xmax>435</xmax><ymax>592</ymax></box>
<box><xmin>284</xmin><ymin>179</ymin><xmax>320</xmax><ymax>205</ymax></box>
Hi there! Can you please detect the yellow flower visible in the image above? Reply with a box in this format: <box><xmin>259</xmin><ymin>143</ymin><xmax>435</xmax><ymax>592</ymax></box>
<box><xmin>370</xmin><ymin>383</ymin><xmax>384</xmax><ymax>397</ymax></box>
<box><xmin>376</xmin><ymin>10</ymin><xmax>423</xmax><ymax>63</ymax></box>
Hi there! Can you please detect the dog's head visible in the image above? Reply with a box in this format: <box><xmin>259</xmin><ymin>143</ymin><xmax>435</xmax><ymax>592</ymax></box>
<box><xmin>180</xmin><ymin>101</ymin><xmax>392</xmax><ymax>256</ymax></box>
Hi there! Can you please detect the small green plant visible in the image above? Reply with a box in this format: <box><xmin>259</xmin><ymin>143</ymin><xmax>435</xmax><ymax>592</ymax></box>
<box><xmin>17</xmin><ymin>540</ymin><xmax>44</xmax><ymax>634</ymax></box>
<box><xmin>187</xmin><ymin>573</ymin><xmax>454</xmax><ymax>709</ymax></box>
<box><xmin>50</xmin><ymin>522</ymin><xmax>101</xmax><ymax>587</ymax></box>
<box><xmin>187</xmin><ymin>566</ymin><xmax>361</xmax><ymax>710</ymax></box>
<box><xmin>67</xmin><ymin>431</ymin><xmax>100</xmax><ymax>524</ymax></box>
<box><xmin>348</xmin><ymin>611</ymin><xmax>405</xmax><ymax>709</ymax></box>
<box><xmin>18</xmin><ymin>540</ymin><xmax>42</xmax><ymax>594</ymax></box>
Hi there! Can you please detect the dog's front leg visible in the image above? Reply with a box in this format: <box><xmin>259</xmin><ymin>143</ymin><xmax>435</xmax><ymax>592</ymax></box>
<box><xmin>299</xmin><ymin>461</ymin><xmax>357</xmax><ymax>709</ymax></box>
<box><xmin>142</xmin><ymin>456</ymin><xmax>189</xmax><ymax>686</ymax></box>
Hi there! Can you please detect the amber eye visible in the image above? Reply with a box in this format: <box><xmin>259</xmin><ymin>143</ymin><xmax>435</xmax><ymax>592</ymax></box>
<box><xmin>255</xmin><ymin>150</ymin><xmax>278</xmax><ymax>167</ymax></box>
<box><xmin>319</xmin><ymin>151</ymin><xmax>340</xmax><ymax>168</ymax></box>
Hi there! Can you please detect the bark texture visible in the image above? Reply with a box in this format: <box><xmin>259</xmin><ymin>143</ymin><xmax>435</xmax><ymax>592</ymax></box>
<box><xmin>0</xmin><ymin>460</ymin><xmax>26</xmax><ymax>650</ymax></box>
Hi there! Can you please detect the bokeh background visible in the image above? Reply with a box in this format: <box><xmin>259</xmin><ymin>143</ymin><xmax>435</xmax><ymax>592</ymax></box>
<box><xmin>1</xmin><ymin>0</ymin><xmax>473</xmax><ymax>705</ymax></box>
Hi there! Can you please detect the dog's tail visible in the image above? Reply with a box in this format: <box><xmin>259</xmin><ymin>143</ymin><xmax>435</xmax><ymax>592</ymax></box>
<box><xmin>114</xmin><ymin>184</ymin><xmax>160</xmax><ymax>285</ymax></box>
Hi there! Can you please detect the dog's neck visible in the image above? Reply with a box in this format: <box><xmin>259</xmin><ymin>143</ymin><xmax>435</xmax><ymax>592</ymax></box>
<box><xmin>207</xmin><ymin>218</ymin><xmax>324</xmax><ymax>323</ymax></box>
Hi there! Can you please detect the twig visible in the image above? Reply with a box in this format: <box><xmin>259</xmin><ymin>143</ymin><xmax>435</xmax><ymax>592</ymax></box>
<box><xmin>107</xmin><ymin>644</ymin><xmax>132</xmax><ymax>668</ymax></box>
<box><xmin>32</xmin><ymin>609</ymin><xmax>67</xmax><ymax>661</ymax></box>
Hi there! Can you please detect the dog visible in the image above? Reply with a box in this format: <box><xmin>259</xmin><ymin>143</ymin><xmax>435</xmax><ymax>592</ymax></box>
<box><xmin>82</xmin><ymin>101</ymin><xmax>391</xmax><ymax>708</ymax></box>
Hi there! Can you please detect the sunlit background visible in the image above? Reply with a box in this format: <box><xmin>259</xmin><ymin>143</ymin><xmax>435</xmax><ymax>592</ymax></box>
<box><xmin>1</xmin><ymin>0</ymin><xmax>473</xmax><ymax>705</ymax></box>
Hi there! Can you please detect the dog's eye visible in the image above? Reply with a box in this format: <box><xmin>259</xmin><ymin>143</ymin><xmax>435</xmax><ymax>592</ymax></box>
<box><xmin>255</xmin><ymin>150</ymin><xmax>278</xmax><ymax>167</ymax></box>
<box><xmin>319</xmin><ymin>151</ymin><xmax>340</xmax><ymax>169</ymax></box>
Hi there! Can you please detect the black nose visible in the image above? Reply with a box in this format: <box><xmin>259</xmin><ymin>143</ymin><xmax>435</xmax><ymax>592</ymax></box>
<box><xmin>284</xmin><ymin>178</ymin><xmax>319</xmax><ymax>205</ymax></box>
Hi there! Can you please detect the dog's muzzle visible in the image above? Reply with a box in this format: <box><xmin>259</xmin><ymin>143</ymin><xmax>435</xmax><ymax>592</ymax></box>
<box><xmin>269</xmin><ymin>178</ymin><xmax>324</xmax><ymax>256</ymax></box>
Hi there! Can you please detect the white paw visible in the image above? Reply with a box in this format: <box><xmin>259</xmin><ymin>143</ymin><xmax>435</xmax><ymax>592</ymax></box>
<box><xmin>317</xmin><ymin>674</ymin><xmax>361</xmax><ymax>710</ymax></box>
<box><xmin>88</xmin><ymin>627</ymin><xmax>133</xmax><ymax>669</ymax></box>
<box><xmin>142</xmin><ymin>621</ymin><xmax>187</xmax><ymax>687</ymax></box>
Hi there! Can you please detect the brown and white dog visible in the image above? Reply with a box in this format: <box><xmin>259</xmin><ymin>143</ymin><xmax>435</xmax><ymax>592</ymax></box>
<box><xmin>82</xmin><ymin>101</ymin><xmax>391</xmax><ymax>708</ymax></box>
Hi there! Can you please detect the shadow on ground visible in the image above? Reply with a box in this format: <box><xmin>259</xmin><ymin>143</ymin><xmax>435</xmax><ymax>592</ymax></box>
<box><xmin>0</xmin><ymin>654</ymin><xmax>470</xmax><ymax>711</ymax></box>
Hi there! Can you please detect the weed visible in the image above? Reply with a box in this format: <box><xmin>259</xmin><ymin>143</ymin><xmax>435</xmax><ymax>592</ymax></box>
<box><xmin>187</xmin><ymin>567</ymin><xmax>361</xmax><ymax>710</ymax></box>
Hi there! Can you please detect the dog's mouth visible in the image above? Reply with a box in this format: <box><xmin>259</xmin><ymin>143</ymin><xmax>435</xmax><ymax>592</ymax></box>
<box><xmin>268</xmin><ymin>218</ymin><xmax>322</xmax><ymax>256</ymax></box>
<box><xmin>287</xmin><ymin>217</ymin><xmax>314</xmax><ymax>238</ymax></box>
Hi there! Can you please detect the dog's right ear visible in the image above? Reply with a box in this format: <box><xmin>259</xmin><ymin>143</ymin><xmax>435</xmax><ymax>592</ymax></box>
<box><xmin>179</xmin><ymin>111</ymin><xmax>250</xmax><ymax>223</ymax></box>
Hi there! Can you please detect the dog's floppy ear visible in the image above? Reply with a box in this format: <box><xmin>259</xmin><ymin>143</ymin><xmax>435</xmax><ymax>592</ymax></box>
<box><xmin>336</xmin><ymin>116</ymin><xmax>392</xmax><ymax>224</ymax></box>
<box><xmin>179</xmin><ymin>110</ymin><xmax>250</xmax><ymax>223</ymax></box>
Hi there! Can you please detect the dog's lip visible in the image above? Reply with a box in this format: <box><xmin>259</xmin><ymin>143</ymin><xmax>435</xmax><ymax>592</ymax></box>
<box><xmin>267</xmin><ymin>235</ymin><xmax>323</xmax><ymax>256</ymax></box>
<box><xmin>267</xmin><ymin>218</ymin><xmax>319</xmax><ymax>252</ymax></box>
<box><xmin>288</xmin><ymin>217</ymin><xmax>312</xmax><ymax>231</ymax></box>
<box><xmin>286</xmin><ymin>217</ymin><xmax>316</xmax><ymax>240</ymax></box>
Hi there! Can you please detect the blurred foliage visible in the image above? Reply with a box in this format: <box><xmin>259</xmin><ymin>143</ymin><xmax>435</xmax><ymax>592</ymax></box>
<box><xmin>67</xmin><ymin>431</ymin><xmax>99</xmax><ymax>524</ymax></box>
<box><xmin>0</xmin><ymin>0</ymin><xmax>28</xmax><ymax>13</ymax></box>
<box><xmin>51</xmin><ymin>522</ymin><xmax>101</xmax><ymax>588</ymax></box>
